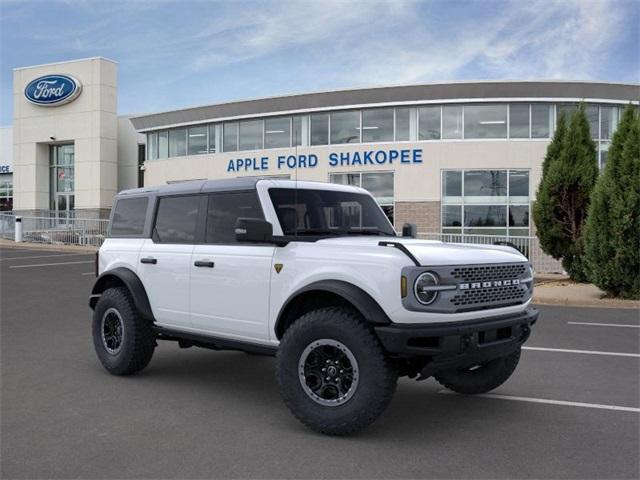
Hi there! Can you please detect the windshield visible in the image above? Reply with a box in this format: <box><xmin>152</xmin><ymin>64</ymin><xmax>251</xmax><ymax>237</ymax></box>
<box><xmin>268</xmin><ymin>188</ymin><xmax>396</xmax><ymax>237</ymax></box>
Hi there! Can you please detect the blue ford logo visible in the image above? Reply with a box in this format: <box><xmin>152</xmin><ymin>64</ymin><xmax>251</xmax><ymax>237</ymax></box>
<box><xmin>24</xmin><ymin>74</ymin><xmax>82</xmax><ymax>106</ymax></box>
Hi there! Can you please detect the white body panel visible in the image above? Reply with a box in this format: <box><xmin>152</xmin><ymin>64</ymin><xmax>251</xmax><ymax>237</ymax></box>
<box><xmin>99</xmin><ymin>238</ymin><xmax>144</xmax><ymax>275</ymax></box>
<box><xmin>189</xmin><ymin>244</ymin><xmax>275</xmax><ymax>341</ymax></box>
<box><xmin>268</xmin><ymin>238</ymin><xmax>529</xmax><ymax>334</ymax></box>
<box><xmin>137</xmin><ymin>239</ymin><xmax>194</xmax><ymax>329</ymax></box>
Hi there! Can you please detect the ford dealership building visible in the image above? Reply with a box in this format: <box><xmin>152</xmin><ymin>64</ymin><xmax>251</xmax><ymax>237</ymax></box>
<box><xmin>6</xmin><ymin>57</ymin><xmax>639</xmax><ymax>236</ymax></box>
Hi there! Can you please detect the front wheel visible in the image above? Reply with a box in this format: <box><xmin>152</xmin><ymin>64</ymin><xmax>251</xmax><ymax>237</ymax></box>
<box><xmin>434</xmin><ymin>348</ymin><xmax>521</xmax><ymax>394</ymax></box>
<box><xmin>275</xmin><ymin>307</ymin><xmax>397</xmax><ymax>435</ymax></box>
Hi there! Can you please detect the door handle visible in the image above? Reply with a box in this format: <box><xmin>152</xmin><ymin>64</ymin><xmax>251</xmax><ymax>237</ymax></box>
<box><xmin>194</xmin><ymin>260</ymin><xmax>215</xmax><ymax>268</ymax></box>
<box><xmin>140</xmin><ymin>257</ymin><xmax>157</xmax><ymax>264</ymax></box>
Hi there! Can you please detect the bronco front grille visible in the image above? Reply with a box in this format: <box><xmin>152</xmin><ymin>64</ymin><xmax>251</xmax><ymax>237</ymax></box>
<box><xmin>450</xmin><ymin>264</ymin><xmax>528</xmax><ymax>283</ymax></box>
<box><xmin>402</xmin><ymin>262</ymin><xmax>533</xmax><ymax>314</ymax></box>
<box><xmin>451</xmin><ymin>284</ymin><xmax>527</xmax><ymax>308</ymax></box>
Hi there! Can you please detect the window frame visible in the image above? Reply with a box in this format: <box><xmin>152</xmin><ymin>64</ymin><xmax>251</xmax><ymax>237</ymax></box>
<box><xmin>361</xmin><ymin>107</ymin><xmax>395</xmax><ymax>144</ymax></box>
<box><xmin>109</xmin><ymin>196</ymin><xmax>150</xmax><ymax>238</ymax></box>
<box><xmin>239</xmin><ymin>119</ymin><xmax>264</xmax><ymax>151</ymax></box>
<box><xmin>440</xmin><ymin>169</ymin><xmax>531</xmax><ymax>237</ymax></box>
<box><xmin>204</xmin><ymin>190</ymin><xmax>266</xmax><ymax>245</ymax></box>
<box><xmin>151</xmin><ymin>193</ymin><xmax>206</xmax><ymax>245</ymax></box>
<box><xmin>168</xmin><ymin>128</ymin><xmax>188</xmax><ymax>157</ymax></box>
<box><xmin>264</xmin><ymin>117</ymin><xmax>292</xmax><ymax>150</ymax></box>
<box><xmin>329</xmin><ymin>110</ymin><xmax>361</xmax><ymax>145</ymax></box>
<box><xmin>187</xmin><ymin>125</ymin><xmax>209</xmax><ymax>156</ymax></box>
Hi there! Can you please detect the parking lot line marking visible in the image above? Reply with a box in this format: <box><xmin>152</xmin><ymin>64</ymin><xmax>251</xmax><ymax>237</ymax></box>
<box><xmin>9</xmin><ymin>260</ymin><xmax>94</xmax><ymax>269</ymax></box>
<box><xmin>1</xmin><ymin>253</ymin><xmax>92</xmax><ymax>261</ymax></box>
<box><xmin>523</xmin><ymin>346</ymin><xmax>640</xmax><ymax>358</ymax></box>
<box><xmin>81</xmin><ymin>272</ymin><xmax>95</xmax><ymax>275</ymax></box>
<box><xmin>568</xmin><ymin>321</ymin><xmax>640</xmax><ymax>329</ymax></box>
<box><xmin>438</xmin><ymin>390</ymin><xmax>640</xmax><ymax>413</ymax></box>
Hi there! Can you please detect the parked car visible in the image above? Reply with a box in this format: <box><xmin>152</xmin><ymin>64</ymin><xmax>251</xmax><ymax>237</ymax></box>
<box><xmin>89</xmin><ymin>178</ymin><xmax>537</xmax><ymax>435</ymax></box>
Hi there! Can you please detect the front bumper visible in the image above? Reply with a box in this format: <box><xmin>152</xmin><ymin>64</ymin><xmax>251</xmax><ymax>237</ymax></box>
<box><xmin>374</xmin><ymin>307</ymin><xmax>538</xmax><ymax>379</ymax></box>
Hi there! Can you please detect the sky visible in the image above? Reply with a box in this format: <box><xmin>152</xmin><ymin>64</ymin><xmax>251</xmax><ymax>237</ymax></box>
<box><xmin>0</xmin><ymin>0</ymin><xmax>638</xmax><ymax>126</ymax></box>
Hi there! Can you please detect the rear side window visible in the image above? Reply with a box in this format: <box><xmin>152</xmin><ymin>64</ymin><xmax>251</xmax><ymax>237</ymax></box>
<box><xmin>206</xmin><ymin>192</ymin><xmax>263</xmax><ymax>244</ymax></box>
<box><xmin>110</xmin><ymin>197</ymin><xmax>148</xmax><ymax>237</ymax></box>
<box><xmin>153</xmin><ymin>195</ymin><xmax>200</xmax><ymax>244</ymax></box>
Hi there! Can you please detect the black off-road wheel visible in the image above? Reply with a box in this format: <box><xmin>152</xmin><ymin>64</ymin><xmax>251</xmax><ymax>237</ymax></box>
<box><xmin>434</xmin><ymin>348</ymin><xmax>521</xmax><ymax>394</ymax></box>
<box><xmin>275</xmin><ymin>307</ymin><xmax>398</xmax><ymax>436</ymax></box>
<box><xmin>92</xmin><ymin>287</ymin><xmax>155</xmax><ymax>376</ymax></box>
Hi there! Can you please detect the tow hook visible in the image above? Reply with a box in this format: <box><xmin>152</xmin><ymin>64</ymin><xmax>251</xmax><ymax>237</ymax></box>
<box><xmin>460</xmin><ymin>334</ymin><xmax>472</xmax><ymax>353</ymax></box>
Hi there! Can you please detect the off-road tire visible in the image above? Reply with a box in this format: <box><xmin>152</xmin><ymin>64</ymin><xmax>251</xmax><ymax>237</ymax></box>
<box><xmin>92</xmin><ymin>287</ymin><xmax>155</xmax><ymax>375</ymax></box>
<box><xmin>276</xmin><ymin>307</ymin><xmax>397</xmax><ymax>435</ymax></box>
<box><xmin>434</xmin><ymin>348</ymin><xmax>521</xmax><ymax>394</ymax></box>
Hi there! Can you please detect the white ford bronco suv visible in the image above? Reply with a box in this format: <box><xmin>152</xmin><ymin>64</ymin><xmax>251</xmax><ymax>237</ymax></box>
<box><xmin>90</xmin><ymin>178</ymin><xmax>538</xmax><ymax>435</ymax></box>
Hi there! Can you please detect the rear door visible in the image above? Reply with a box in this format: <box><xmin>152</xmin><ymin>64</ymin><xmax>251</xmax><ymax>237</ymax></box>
<box><xmin>190</xmin><ymin>191</ymin><xmax>275</xmax><ymax>341</ymax></box>
<box><xmin>137</xmin><ymin>194</ymin><xmax>203</xmax><ymax>329</ymax></box>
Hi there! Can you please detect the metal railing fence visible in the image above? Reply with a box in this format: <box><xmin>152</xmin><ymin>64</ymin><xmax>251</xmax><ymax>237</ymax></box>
<box><xmin>0</xmin><ymin>213</ymin><xmax>565</xmax><ymax>272</ymax></box>
<box><xmin>0</xmin><ymin>213</ymin><xmax>109</xmax><ymax>247</ymax></box>
<box><xmin>0</xmin><ymin>213</ymin><xmax>15</xmax><ymax>240</ymax></box>
<box><xmin>416</xmin><ymin>232</ymin><xmax>564</xmax><ymax>274</ymax></box>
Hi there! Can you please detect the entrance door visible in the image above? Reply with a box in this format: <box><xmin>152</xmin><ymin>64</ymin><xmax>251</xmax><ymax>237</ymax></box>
<box><xmin>50</xmin><ymin>144</ymin><xmax>75</xmax><ymax>222</ymax></box>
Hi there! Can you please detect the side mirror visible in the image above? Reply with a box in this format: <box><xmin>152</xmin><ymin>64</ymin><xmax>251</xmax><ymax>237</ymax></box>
<box><xmin>235</xmin><ymin>218</ymin><xmax>274</xmax><ymax>243</ymax></box>
<box><xmin>402</xmin><ymin>223</ymin><xmax>417</xmax><ymax>238</ymax></box>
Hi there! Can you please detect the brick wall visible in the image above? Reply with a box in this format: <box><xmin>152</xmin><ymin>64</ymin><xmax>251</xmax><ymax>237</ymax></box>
<box><xmin>395</xmin><ymin>201</ymin><xmax>441</xmax><ymax>233</ymax></box>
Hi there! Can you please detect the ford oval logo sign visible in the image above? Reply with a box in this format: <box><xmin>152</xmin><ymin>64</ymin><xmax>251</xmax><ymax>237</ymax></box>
<box><xmin>24</xmin><ymin>74</ymin><xmax>82</xmax><ymax>106</ymax></box>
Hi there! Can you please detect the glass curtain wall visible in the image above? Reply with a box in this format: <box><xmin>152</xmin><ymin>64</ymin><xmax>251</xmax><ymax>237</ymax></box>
<box><xmin>142</xmin><ymin>103</ymin><xmax>623</xmax><ymax>164</ymax></box>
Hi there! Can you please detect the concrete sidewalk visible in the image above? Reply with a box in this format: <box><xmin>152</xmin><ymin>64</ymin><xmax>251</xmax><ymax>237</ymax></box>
<box><xmin>533</xmin><ymin>279</ymin><xmax>640</xmax><ymax>309</ymax></box>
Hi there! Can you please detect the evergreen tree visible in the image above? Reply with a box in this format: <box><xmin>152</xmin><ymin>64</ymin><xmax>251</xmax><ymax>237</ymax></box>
<box><xmin>532</xmin><ymin>112</ymin><xmax>567</xmax><ymax>259</ymax></box>
<box><xmin>542</xmin><ymin>111</ymin><xmax>567</xmax><ymax>177</ymax></box>
<box><xmin>533</xmin><ymin>104</ymin><xmax>598</xmax><ymax>281</ymax></box>
<box><xmin>584</xmin><ymin>106</ymin><xmax>640</xmax><ymax>298</ymax></box>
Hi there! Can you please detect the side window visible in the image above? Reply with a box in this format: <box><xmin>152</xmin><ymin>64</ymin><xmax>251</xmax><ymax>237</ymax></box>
<box><xmin>153</xmin><ymin>195</ymin><xmax>200</xmax><ymax>244</ymax></box>
<box><xmin>110</xmin><ymin>197</ymin><xmax>148</xmax><ymax>237</ymax></box>
<box><xmin>206</xmin><ymin>192</ymin><xmax>263</xmax><ymax>244</ymax></box>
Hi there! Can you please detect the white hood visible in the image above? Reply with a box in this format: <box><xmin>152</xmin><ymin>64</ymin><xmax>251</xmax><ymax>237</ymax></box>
<box><xmin>317</xmin><ymin>237</ymin><xmax>528</xmax><ymax>266</ymax></box>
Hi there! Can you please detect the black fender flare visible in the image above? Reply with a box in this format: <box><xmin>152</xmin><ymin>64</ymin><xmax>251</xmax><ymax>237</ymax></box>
<box><xmin>274</xmin><ymin>280</ymin><xmax>391</xmax><ymax>339</ymax></box>
<box><xmin>89</xmin><ymin>267</ymin><xmax>154</xmax><ymax>322</ymax></box>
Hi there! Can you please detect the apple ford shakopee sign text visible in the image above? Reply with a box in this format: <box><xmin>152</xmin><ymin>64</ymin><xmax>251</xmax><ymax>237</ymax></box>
<box><xmin>24</xmin><ymin>75</ymin><xmax>82</xmax><ymax>106</ymax></box>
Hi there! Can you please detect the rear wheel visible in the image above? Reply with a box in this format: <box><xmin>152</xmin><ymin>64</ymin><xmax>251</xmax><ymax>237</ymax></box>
<box><xmin>276</xmin><ymin>307</ymin><xmax>397</xmax><ymax>435</ymax></box>
<box><xmin>434</xmin><ymin>348</ymin><xmax>521</xmax><ymax>394</ymax></box>
<box><xmin>92</xmin><ymin>287</ymin><xmax>155</xmax><ymax>375</ymax></box>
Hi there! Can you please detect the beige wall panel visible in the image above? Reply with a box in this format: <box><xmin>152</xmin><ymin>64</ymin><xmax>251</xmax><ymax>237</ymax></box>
<box><xmin>13</xmin><ymin>58</ymin><xmax>118</xmax><ymax>211</ymax></box>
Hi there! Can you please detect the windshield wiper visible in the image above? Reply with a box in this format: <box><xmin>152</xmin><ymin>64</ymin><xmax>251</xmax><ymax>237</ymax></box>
<box><xmin>284</xmin><ymin>228</ymin><xmax>343</xmax><ymax>236</ymax></box>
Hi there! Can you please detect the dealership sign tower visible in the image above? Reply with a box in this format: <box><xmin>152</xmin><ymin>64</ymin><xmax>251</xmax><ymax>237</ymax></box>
<box><xmin>11</xmin><ymin>57</ymin><xmax>140</xmax><ymax>218</ymax></box>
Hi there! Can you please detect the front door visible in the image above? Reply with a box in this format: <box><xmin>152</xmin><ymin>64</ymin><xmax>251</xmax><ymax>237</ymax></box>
<box><xmin>190</xmin><ymin>191</ymin><xmax>274</xmax><ymax>341</ymax></box>
<box><xmin>50</xmin><ymin>144</ymin><xmax>75</xmax><ymax>222</ymax></box>
<box><xmin>137</xmin><ymin>194</ymin><xmax>202</xmax><ymax>329</ymax></box>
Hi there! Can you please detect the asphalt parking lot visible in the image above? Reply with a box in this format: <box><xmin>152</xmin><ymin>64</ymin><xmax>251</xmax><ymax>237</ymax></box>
<box><xmin>1</xmin><ymin>245</ymin><xmax>638</xmax><ymax>479</ymax></box>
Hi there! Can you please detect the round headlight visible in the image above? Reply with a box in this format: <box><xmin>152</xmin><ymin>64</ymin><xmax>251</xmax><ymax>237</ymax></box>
<box><xmin>414</xmin><ymin>272</ymin><xmax>439</xmax><ymax>305</ymax></box>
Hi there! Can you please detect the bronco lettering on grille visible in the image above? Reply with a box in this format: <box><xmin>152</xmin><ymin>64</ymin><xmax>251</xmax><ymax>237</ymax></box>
<box><xmin>458</xmin><ymin>278</ymin><xmax>520</xmax><ymax>290</ymax></box>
